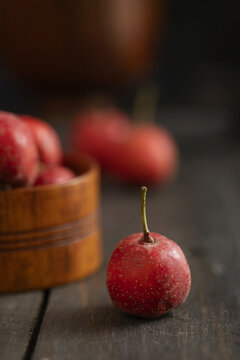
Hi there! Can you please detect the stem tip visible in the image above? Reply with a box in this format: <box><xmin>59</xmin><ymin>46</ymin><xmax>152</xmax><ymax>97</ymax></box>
<box><xmin>141</xmin><ymin>185</ymin><xmax>154</xmax><ymax>243</ymax></box>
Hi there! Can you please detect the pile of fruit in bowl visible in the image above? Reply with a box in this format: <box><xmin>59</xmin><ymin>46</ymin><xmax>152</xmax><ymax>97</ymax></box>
<box><xmin>0</xmin><ymin>111</ymin><xmax>75</xmax><ymax>189</ymax></box>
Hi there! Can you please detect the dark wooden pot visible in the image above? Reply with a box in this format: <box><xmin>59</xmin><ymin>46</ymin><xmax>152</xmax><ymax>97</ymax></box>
<box><xmin>0</xmin><ymin>0</ymin><xmax>165</xmax><ymax>89</ymax></box>
<box><xmin>0</xmin><ymin>155</ymin><xmax>102</xmax><ymax>293</ymax></box>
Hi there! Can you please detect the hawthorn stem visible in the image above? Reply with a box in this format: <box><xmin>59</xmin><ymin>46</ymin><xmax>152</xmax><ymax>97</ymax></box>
<box><xmin>141</xmin><ymin>186</ymin><xmax>154</xmax><ymax>243</ymax></box>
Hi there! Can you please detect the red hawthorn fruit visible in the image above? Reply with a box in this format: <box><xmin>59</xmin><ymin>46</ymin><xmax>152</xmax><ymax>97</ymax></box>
<box><xmin>0</xmin><ymin>111</ymin><xmax>38</xmax><ymax>187</ymax></box>
<box><xmin>34</xmin><ymin>166</ymin><xmax>75</xmax><ymax>186</ymax></box>
<box><xmin>70</xmin><ymin>108</ymin><xmax>131</xmax><ymax>170</ymax></box>
<box><xmin>20</xmin><ymin>115</ymin><xmax>63</xmax><ymax>166</ymax></box>
<box><xmin>107</xmin><ymin>186</ymin><xmax>191</xmax><ymax>318</ymax></box>
<box><xmin>111</xmin><ymin>124</ymin><xmax>179</xmax><ymax>185</ymax></box>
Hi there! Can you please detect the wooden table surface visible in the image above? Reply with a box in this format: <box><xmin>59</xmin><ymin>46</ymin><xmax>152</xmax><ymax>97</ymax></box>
<box><xmin>0</xmin><ymin>140</ymin><xmax>240</xmax><ymax>360</ymax></box>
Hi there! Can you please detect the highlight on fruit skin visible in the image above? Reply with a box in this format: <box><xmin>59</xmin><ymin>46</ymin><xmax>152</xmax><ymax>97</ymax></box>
<box><xmin>106</xmin><ymin>186</ymin><xmax>191</xmax><ymax>318</ymax></box>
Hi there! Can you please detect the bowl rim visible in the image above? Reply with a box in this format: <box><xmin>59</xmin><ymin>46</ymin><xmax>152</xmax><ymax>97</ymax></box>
<box><xmin>0</xmin><ymin>154</ymin><xmax>99</xmax><ymax>194</ymax></box>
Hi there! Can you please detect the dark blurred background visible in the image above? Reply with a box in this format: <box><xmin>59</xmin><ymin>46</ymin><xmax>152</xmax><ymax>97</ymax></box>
<box><xmin>0</xmin><ymin>0</ymin><xmax>239</xmax><ymax>146</ymax></box>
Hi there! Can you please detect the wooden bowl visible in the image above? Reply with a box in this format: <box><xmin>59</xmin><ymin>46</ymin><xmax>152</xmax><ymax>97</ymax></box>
<box><xmin>0</xmin><ymin>155</ymin><xmax>102</xmax><ymax>293</ymax></box>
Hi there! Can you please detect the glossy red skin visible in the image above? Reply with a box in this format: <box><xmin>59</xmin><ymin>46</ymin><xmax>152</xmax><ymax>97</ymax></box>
<box><xmin>107</xmin><ymin>232</ymin><xmax>191</xmax><ymax>318</ymax></box>
<box><xmin>34</xmin><ymin>166</ymin><xmax>75</xmax><ymax>186</ymax></box>
<box><xmin>0</xmin><ymin>112</ymin><xmax>38</xmax><ymax>186</ymax></box>
<box><xmin>70</xmin><ymin>109</ymin><xmax>131</xmax><ymax>170</ymax></box>
<box><xmin>20</xmin><ymin>115</ymin><xmax>63</xmax><ymax>166</ymax></box>
<box><xmin>111</xmin><ymin>125</ymin><xmax>179</xmax><ymax>185</ymax></box>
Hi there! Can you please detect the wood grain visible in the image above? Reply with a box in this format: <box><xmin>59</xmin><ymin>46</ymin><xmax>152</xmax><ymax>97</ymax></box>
<box><xmin>0</xmin><ymin>292</ymin><xmax>44</xmax><ymax>360</ymax></box>
<box><xmin>31</xmin><ymin>154</ymin><xmax>240</xmax><ymax>360</ymax></box>
<box><xmin>0</xmin><ymin>155</ymin><xmax>102</xmax><ymax>292</ymax></box>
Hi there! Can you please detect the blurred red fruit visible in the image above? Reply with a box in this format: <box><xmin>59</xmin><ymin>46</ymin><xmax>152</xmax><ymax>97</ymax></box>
<box><xmin>70</xmin><ymin>109</ymin><xmax>131</xmax><ymax>170</ymax></box>
<box><xmin>0</xmin><ymin>111</ymin><xmax>38</xmax><ymax>187</ymax></box>
<box><xmin>111</xmin><ymin>124</ymin><xmax>179</xmax><ymax>185</ymax></box>
<box><xmin>20</xmin><ymin>115</ymin><xmax>63</xmax><ymax>166</ymax></box>
<box><xmin>34</xmin><ymin>166</ymin><xmax>75</xmax><ymax>186</ymax></box>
